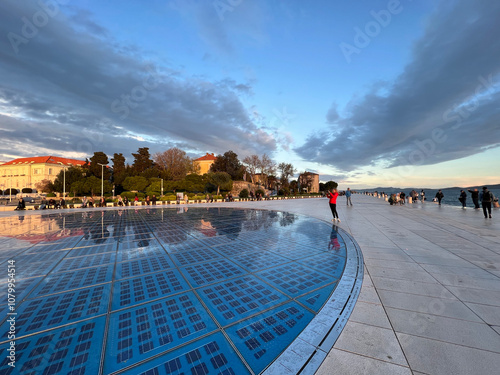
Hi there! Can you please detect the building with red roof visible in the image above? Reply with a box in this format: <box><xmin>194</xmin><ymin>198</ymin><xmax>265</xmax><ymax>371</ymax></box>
<box><xmin>193</xmin><ymin>153</ymin><xmax>217</xmax><ymax>175</ymax></box>
<box><xmin>0</xmin><ymin>156</ymin><xmax>86</xmax><ymax>195</ymax></box>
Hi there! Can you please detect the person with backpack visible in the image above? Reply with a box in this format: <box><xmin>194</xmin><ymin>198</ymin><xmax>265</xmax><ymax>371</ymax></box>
<box><xmin>480</xmin><ymin>186</ymin><xmax>494</xmax><ymax>218</ymax></box>
<box><xmin>435</xmin><ymin>190</ymin><xmax>444</xmax><ymax>205</ymax></box>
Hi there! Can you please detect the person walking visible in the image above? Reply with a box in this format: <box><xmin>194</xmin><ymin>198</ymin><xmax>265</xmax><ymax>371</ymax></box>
<box><xmin>480</xmin><ymin>186</ymin><xmax>494</xmax><ymax>218</ymax></box>
<box><xmin>435</xmin><ymin>190</ymin><xmax>444</xmax><ymax>205</ymax></box>
<box><xmin>468</xmin><ymin>188</ymin><xmax>480</xmax><ymax>209</ymax></box>
<box><xmin>459</xmin><ymin>190</ymin><xmax>467</xmax><ymax>208</ymax></box>
<box><xmin>327</xmin><ymin>189</ymin><xmax>340</xmax><ymax>222</ymax></box>
<box><xmin>345</xmin><ymin>187</ymin><xmax>353</xmax><ymax>206</ymax></box>
<box><xmin>420</xmin><ymin>189</ymin><xmax>425</xmax><ymax>203</ymax></box>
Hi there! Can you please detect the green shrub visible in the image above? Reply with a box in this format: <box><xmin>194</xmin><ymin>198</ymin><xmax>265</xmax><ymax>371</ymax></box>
<box><xmin>46</xmin><ymin>193</ymin><xmax>56</xmax><ymax>197</ymax></box>
<box><xmin>161</xmin><ymin>195</ymin><xmax>176</xmax><ymax>201</ymax></box>
<box><xmin>256</xmin><ymin>189</ymin><xmax>265</xmax><ymax>197</ymax></box>
<box><xmin>239</xmin><ymin>189</ymin><xmax>249</xmax><ymax>198</ymax></box>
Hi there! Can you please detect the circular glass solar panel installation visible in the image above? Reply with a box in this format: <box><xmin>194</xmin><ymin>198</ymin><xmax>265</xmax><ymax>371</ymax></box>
<box><xmin>0</xmin><ymin>207</ymin><xmax>363</xmax><ymax>374</ymax></box>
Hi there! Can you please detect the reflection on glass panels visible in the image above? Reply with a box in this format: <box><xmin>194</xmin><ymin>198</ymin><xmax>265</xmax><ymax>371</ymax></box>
<box><xmin>0</xmin><ymin>207</ymin><xmax>351</xmax><ymax>375</ymax></box>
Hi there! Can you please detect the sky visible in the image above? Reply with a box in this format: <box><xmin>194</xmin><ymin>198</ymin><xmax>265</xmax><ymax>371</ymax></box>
<box><xmin>0</xmin><ymin>0</ymin><xmax>499</xmax><ymax>189</ymax></box>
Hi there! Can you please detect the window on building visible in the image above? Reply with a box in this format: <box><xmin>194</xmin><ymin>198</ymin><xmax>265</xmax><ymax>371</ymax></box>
<box><xmin>48</xmin><ymin>168</ymin><xmax>52</xmax><ymax>175</ymax></box>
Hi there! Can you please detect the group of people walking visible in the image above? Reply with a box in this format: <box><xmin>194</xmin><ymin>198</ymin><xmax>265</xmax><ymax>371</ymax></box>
<box><xmin>457</xmin><ymin>187</ymin><xmax>495</xmax><ymax>218</ymax></box>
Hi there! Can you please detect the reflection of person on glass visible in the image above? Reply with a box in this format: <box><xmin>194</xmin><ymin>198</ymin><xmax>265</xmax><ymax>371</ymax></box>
<box><xmin>326</xmin><ymin>189</ymin><xmax>340</xmax><ymax>222</ymax></box>
<box><xmin>329</xmin><ymin>225</ymin><xmax>341</xmax><ymax>252</ymax></box>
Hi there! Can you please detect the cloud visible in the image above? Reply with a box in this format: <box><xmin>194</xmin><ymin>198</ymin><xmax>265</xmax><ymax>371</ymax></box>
<box><xmin>0</xmin><ymin>1</ymin><xmax>276</xmax><ymax>162</ymax></box>
<box><xmin>170</xmin><ymin>0</ymin><xmax>269</xmax><ymax>55</ymax></box>
<box><xmin>295</xmin><ymin>0</ymin><xmax>500</xmax><ymax>172</ymax></box>
<box><xmin>326</xmin><ymin>103</ymin><xmax>339</xmax><ymax>124</ymax></box>
<box><xmin>319</xmin><ymin>174</ymin><xmax>349</xmax><ymax>183</ymax></box>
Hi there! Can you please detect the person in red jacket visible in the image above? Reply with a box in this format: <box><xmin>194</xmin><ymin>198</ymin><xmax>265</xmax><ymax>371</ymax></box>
<box><xmin>326</xmin><ymin>189</ymin><xmax>340</xmax><ymax>222</ymax></box>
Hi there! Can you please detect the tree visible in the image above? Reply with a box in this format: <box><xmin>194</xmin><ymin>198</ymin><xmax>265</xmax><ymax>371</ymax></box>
<box><xmin>210</xmin><ymin>150</ymin><xmax>244</xmax><ymax>180</ymax></box>
<box><xmin>267</xmin><ymin>175</ymin><xmax>279</xmax><ymax>190</ymax></box>
<box><xmin>278</xmin><ymin>162</ymin><xmax>296</xmax><ymax>188</ymax></box>
<box><xmin>35</xmin><ymin>179</ymin><xmax>55</xmax><ymax>193</ymax></box>
<box><xmin>182</xmin><ymin>173</ymin><xmax>208</xmax><ymax>192</ymax></box>
<box><xmin>258</xmin><ymin>154</ymin><xmax>276</xmax><ymax>188</ymax></box>
<box><xmin>153</xmin><ymin>147</ymin><xmax>193</xmax><ymax>180</ymax></box>
<box><xmin>111</xmin><ymin>153</ymin><xmax>127</xmax><ymax>185</ymax></box>
<box><xmin>242</xmin><ymin>155</ymin><xmax>260</xmax><ymax>184</ymax></box>
<box><xmin>207</xmin><ymin>172</ymin><xmax>232</xmax><ymax>195</ymax></box>
<box><xmin>323</xmin><ymin>181</ymin><xmax>338</xmax><ymax>191</ymax></box>
<box><xmin>132</xmin><ymin>147</ymin><xmax>154</xmax><ymax>175</ymax></box>
<box><xmin>122</xmin><ymin>176</ymin><xmax>150</xmax><ymax>192</ymax></box>
<box><xmin>290</xmin><ymin>180</ymin><xmax>298</xmax><ymax>194</ymax></box>
<box><xmin>53</xmin><ymin>166</ymin><xmax>86</xmax><ymax>195</ymax></box>
<box><xmin>70</xmin><ymin>176</ymin><xmax>112</xmax><ymax>196</ymax></box>
<box><xmin>89</xmin><ymin>152</ymin><xmax>111</xmax><ymax>181</ymax></box>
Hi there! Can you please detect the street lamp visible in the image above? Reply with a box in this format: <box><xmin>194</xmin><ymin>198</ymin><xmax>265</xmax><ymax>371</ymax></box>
<box><xmin>161</xmin><ymin>178</ymin><xmax>164</xmax><ymax>197</ymax></box>
<box><xmin>97</xmin><ymin>163</ymin><xmax>107</xmax><ymax>199</ymax></box>
<box><xmin>9</xmin><ymin>173</ymin><xmax>12</xmax><ymax>203</ymax></box>
<box><xmin>58</xmin><ymin>162</ymin><xmax>67</xmax><ymax>198</ymax></box>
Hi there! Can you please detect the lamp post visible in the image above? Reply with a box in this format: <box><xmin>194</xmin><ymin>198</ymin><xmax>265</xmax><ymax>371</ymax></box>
<box><xmin>161</xmin><ymin>178</ymin><xmax>164</xmax><ymax>197</ymax></box>
<box><xmin>9</xmin><ymin>174</ymin><xmax>12</xmax><ymax>203</ymax></box>
<box><xmin>57</xmin><ymin>162</ymin><xmax>67</xmax><ymax>198</ymax></box>
<box><xmin>97</xmin><ymin>163</ymin><xmax>107</xmax><ymax>199</ymax></box>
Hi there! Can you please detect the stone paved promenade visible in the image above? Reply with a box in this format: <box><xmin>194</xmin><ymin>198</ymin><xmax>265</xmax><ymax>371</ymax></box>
<box><xmin>2</xmin><ymin>195</ymin><xmax>500</xmax><ymax>374</ymax></box>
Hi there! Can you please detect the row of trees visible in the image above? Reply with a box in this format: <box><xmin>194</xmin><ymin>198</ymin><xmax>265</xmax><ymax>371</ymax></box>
<box><xmin>36</xmin><ymin>147</ymin><xmax>335</xmax><ymax>197</ymax></box>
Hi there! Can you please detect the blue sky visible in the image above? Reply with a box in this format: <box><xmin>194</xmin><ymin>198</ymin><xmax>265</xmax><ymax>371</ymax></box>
<box><xmin>1</xmin><ymin>0</ymin><xmax>499</xmax><ymax>188</ymax></box>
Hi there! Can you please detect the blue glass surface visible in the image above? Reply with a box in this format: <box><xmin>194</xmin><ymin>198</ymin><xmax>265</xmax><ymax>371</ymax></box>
<box><xmin>105</xmin><ymin>291</ymin><xmax>218</xmax><ymax>373</ymax></box>
<box><xmin>111</xmin><ymin>268</ymin><xmax>190</xmax><ymax>310</ymax></box>
<box><xmin>256</xmin><ymin>263</ymin><xmax>334</xmax><ymax>297</ymax></box>
<box><xmin>2</xmin><ymin>284</ymin><xmax>111</xmax><ymax>337</ymax></box>
<box><xmin>225</xmin><ymin>302</ymin><xmax>314</xmax><ymax>374</ymax></box>
<box><xmin>115</xmin><ymin>255</ymin><xmax>176</xmax><ymax>279</ymax></box>
<box><xmin>0</xmin><ymin>316</ymin><xmax>106</xmax><ymax>375</ymax></box>
<box><xmin>119</xmin><ymin>332</ymin><xmax>251</xmax><ymax>375</ymax></box>
<box><xmin>30</xmin><ymin>264</ymin><xmax>114</xmax><ymax>297</ymax></box>
<box><xmin>0</xmin><ymin>207</ymin><xmax>351</xmax><ymax>374</ymax></box>
<box><xmin>297</xmin><ymin>283</ymin><xmax>340</xmax><ymax>312</ymax></box>
<box><xmin>197</xmin><ymin>275</ymin><xmax>290</xmax><ymax>326</ymax></box>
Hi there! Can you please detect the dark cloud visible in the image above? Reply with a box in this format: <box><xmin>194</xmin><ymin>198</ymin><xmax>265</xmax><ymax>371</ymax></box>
<box><xmin>295</xmin><ymin>0</ymin><xmax>500</xmax><ymax>172</ymax></box>
<box><xmin>0</xmin><ymin>1</ymin><xmax>276</xmax><ymax>161</ymax></box>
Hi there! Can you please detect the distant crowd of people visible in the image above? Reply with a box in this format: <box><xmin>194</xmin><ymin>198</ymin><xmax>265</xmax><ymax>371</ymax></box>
<box><xmin>368</xmin><ymin>187</ymin><xmax>497</xmax><ymax>219</ymax></box>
